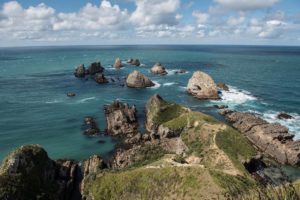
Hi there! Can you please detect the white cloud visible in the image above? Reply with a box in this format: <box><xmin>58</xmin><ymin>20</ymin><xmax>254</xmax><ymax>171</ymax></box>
<box><xmin>214</xmin><ymin>0</ymin><xmax>279</xmax><ymax>10</ymax></box>
<box><xmin>192</xmin><ymin>11</ymin><xmax>209</xmax><ymax>24</ymax></box>
<box><xmin>130</xmin><ymin>0</ymin><xmax>180</xmax><ymax>26</ymax></box>
<box><xmin>227</xmin><ymin>15</ymin><xmax>245</xmax><ymax>26</ymax></box>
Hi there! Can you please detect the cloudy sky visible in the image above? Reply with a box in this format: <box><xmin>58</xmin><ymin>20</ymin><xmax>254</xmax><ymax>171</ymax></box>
<box><xmin>0</xmin><ymin>0</ymin><xmax>299</xmax><ymax>47</ymax></box>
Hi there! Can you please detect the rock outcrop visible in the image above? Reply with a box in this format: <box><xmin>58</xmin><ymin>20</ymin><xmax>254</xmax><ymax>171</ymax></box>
<box><xmin>0</xmin><ymin>145</ymin><xmax>82</xmax><ymax>200</ymax></box>
<box><xmin>223</xmin><ymin>111</ymin><xmax>300</xmax><ymax>166</ymax></box>
<box><xmin>104</xmin><ymin>101</ymin><xmax>138</xmax><ymax>137</ymax></box>
<box><xmin>67</xmin><ymin>92</ymin><xmax>76</xmax><ymax>97</ymax></box>
<box><xmin>151</xmin><ymin>63</ymin><xmax>168</xmax><ymax>75</ymax></box>
<box><xmin>114</xmin><ymin>58</ymin><xmax>123</xmax><ymax>68</ymax></box>
<box><xmin>217</xmin><ymin>82</ymin><xmax>229</xmax><ymax>91</ymax></box>
<box><xmin>187</xmin><ymin>71</ymin><xmax>220</xmax><ymax>100</ymax></box>
<box><xmin>94</xmin><ymin>73</ymin><xmax>108</xmax><ymax>84</ymax></box>
<box><xmin>88</xmin><ymin>62</ymin><xmax>104</xmax><ymax>75</ymax></box>
<box><xmin>127</xmin><ymin>58</ymin><xmax>140</xmax><ymax>66</ymax></box>
<box><xmin>74</xmin><ymin>64</ymin><xmax>86</xmax><ymax>77</ymax></box>
<box><xmin>126</xmin><ymin>70</ymin><xmax>154</xmax><ymax>88</ymax></box>
<box><xmin>83</xmin><ymin>117</ymin><xmax>100</xmax><ymax>136</ymax></box>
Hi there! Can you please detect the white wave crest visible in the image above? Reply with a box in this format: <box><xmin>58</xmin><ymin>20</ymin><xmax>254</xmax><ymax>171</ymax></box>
<box><xmin>166</xmin><ymin>69</ymin><xmax>188</xmax><ymax>75</ymax></box>
<box><xmin>77</xmin><ymin>97</ymin><xmax>96</xmax><ymax>103</ymax></box>
<box><xmin>151</xmin><ymin>81</ymin><xmax>161</xmax><ymax>89</ymax></box>
<box><xmin>217</xmin><ymin>86</ymin><xmax>257</xmax><ymax>105</ymax></box>
<box><xmin>45</xmin><ymin>99</ymin><xmax>62</xmax><ymax>104</ymax></box>
<box><xmin>163</xmin><ymin>82</ymin><xmax>176</xmax><ymax>86</ymax></box>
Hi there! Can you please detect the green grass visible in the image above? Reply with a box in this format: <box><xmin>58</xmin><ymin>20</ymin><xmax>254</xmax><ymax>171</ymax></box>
<box><xmin>131</xmin><ymin>145</ymin><xmax>167</xmax><ymax>168</ymax></box>
<box><xmin>215</xmin><ymin>127</ymin><xmax>257</xmax><ymax>172</ymax></box>
<box><xmin>181</xmin><ymin>130</ymin><xmax>203</xmax><ymax>157</ymax></box>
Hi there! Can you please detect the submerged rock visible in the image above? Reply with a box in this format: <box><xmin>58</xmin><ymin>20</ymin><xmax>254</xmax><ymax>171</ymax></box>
<box><xmin>174</xmin><ymin>69</ymin><xmax>186</xmax><ymax>74</ymax></box>
<box><xmin>214</xmin><ymin>105</ymin><xmax>228</xmax><ymax>109</ymax></box>
<box><xmin>187</xmin><ymin>71</ymin><xmax>220</xmax><ymax>100</ymax></box>
<box><xmin>114</xmin><ymin>58</ymin><xmax>123</xmax><ymax>68</ymax></box>
<box><xmin>151</xmin><ymin>63</ymin><xmax>168</xmax><ymax>75</ymax></box>
<box><xmin>277</xmin><ymin>113</ymin><xmax>294</xmax><ymax>120</ymax></box>
<box><xmin>217</xmin><ymin>82</ymin><xmax>229</xmax><ymax>91</ymax></box>
<box><xmin>126</xmin><ymin>70</ymin><xmax>154</xmax><ymax>88</ymax></box>
<box><xmin>74</xmin><ymin>64</ymin><xmax>86</xmax><ymax>77</ymax></box>
<box><xmin>88</xmin><ymin>62</ymin><xmax>104</xmax><ymax>75</ymax></box>
<box><xmin>104</xmin><ymin>101</ymin><xmax>138</xmax><ymax>137</ymax></box>
<box><xmin>0</xmin><ymin>145</ymin><xmax>81</xmax><ymax>200</ymax></box>
<box><xmin>224</xmin><ymin>111</ymin><xmax>300</xmax><ymax>166</ymax></box>
<box><xmin>94</xmin><ymin>73</ymin><xmax>108</xmax><ymax>84</ymax></box>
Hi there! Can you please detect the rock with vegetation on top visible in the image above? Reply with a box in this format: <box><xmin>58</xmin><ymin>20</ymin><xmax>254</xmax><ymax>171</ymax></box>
<box><xmin>0</xmin><ymin>145</ymin><xmax>81</xmax><ymax>200</ymax></box>
<box><xmin>224</xmin><ymin>111</ymin><xmax>300</xmax><ymax>166</ymax></box>
<box><xmin>151</xmin><ymin>63</ymin><xmax>168</xmax><ymax>75</ymax></box>
<box><xmin>88</xmin><ymin>62</ymin><xmax>104</xmax><ymax>75</ymax></box>
<box><xmin>187</xmin><ymin>71</ymin><xmax>220</xmax><ymax>100</ymax></box>
<box><xmin>114</xmin><ymin>58</ymin><xmax>123</xmax><ymax>68</ymax></box>
<box><xmin>74</xmin><ymin>64</ymin><xmax>86</xmax><ymax>77</ymax></box>
<box><xmin>126</xmin><ymin>70</ymin><xmax>154</xmax><ymax>88</ymax></box>
<box><xmin>104</xmin><ymin>101</ymin><xmax>138</xmax><ymax>137</ymax></box>
<box><xmin>94</xmin><ymin>73</ymin><xmax>108</xmax><ymax>84</ymax></box>
<box><xmin>217</xmin><ymin>82</ymin><xmax>229</xmax><ymax>91</ymax></box>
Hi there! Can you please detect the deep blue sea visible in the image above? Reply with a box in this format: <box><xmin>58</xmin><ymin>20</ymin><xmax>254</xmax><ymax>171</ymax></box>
<box><xmin>0</xmin><ymin>45</ymin><xmax>300</xmax><ymax>161</ymax></box>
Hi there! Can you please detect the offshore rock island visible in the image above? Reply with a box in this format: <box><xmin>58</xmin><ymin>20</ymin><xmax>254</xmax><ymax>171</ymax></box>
<box><xmin>1</xmin><ymin>57</ymin><xmax>300</xmax><ymax>200</ymax></box>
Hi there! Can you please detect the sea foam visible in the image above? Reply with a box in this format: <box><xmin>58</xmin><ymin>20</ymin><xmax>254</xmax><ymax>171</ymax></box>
<box><xmin>217</xmin><ymin>86</ymin><xmax>257</xmax><ymax>106</ymax></box>
<box><xmin>163</xmin><ymin>82</ymin><xmax>176</xmax><ymax>86</ymax></box>
<box><xmin>151</xmin><ymin>81</ymin><xmax>161</xmax><ymax>89</ymax></box>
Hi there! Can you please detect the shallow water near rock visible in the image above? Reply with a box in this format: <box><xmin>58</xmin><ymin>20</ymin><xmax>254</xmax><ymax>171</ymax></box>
<box><xmin>0</xmin><ymin>45</ymin><xmax>300</xmax><ymax>163</ymax></box>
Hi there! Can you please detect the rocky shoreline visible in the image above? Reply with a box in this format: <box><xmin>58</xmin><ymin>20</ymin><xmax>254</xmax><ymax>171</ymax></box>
<box><xmin>1</xmin><ymin>59</ymin><xmax>299</xmax><ymax>199</ymax></box>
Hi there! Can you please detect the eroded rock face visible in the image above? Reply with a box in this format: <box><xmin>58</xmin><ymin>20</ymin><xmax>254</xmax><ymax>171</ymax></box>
<box><xmin>145</xmin><ymin>94</ymin><xmax>165</xmax><ymax>132</ymax></box>
<box><xmin>94</xmin><ymin>73</ymin><xmax>108</xmax><ymax>84</ymax></box>
<box><xmin>88</xmin><ymin>62</ymin><xmax>104</xmax><ymax>75</ymax></box>
<box><xmin>110</xmin><ymin>145</ymin><xmax>141</xmax><ymax>169</ymax></box>
<box><xmin>151</xmin><ymin>63</ymin><xmax>168</xmax><ymax>75</ymax></box>
<box><xmin>0</xmin><ymin>145</ymin><xmax>81</xmax><ymax>200</ymax></box>
<box><xmin>114</xmin><ymin>58</ymin><xmax>123</xmax><ymax>68</ymax></box>
<box><xmin>126</xmin><ymin>70</ymin><xmax>154</xmax><ymax>88</ymax></box>
<box><xmin>104</xmin><ymin>101</ymin><xmax>138</xmax><ymax>137</ymax></box>
<box><xmin>224</xmin><ymin>111</ymin><xmax>300</xmax><ymax>166</ymax></box>
<box><xmin>74</xmin><ymin>64</ymin><xmax>86</xmax><ymax>77</ymax></box>
<box><xmin>187</xmin><ymin>71</ymin><xmax>220</xmax><ymax>100</ymax></box>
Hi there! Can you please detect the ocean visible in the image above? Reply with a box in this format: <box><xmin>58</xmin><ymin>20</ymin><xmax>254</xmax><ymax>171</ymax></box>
<box><xmin>0</xmin><ymin>45</ymin><xmax>300</xmax><ymax>161</ymax></box>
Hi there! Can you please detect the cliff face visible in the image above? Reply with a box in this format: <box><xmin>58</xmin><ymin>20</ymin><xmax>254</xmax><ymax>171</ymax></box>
<box><xmin>0</xmin><ymin>145</ymin><xmax>81</xmax><ymax>200</ymax></box>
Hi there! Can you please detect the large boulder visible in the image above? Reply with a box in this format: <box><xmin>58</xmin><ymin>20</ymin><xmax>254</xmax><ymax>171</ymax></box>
<box><xmin>88</xmin><ymin>62</ymin><xmax>104</xmax><ymax>75</ymax></box>
<box><xmin>126</xmin><ymin>70</ymin><xmax>154</xmax><ymax>88</ymax></box>
<box><xmin>127</xmin><ymin>58</ymin><xmax>140</xmax><ymax>66</ymax></box>
<box><xmin>114</xmin><ymin>58</ymin><xmax>123</xmax><ymax>68</ymax></box>
<box><xmin>151</xmin><ymin>63</ymin><xmax>168</xmax><ymax>75</ymax></box>
<box><xmin>94</xmin><ymin>73</ymin><xmax>108</xmax><ymax>84</ymax></box>
<box><xmin>74</xmin><ymin>64</ymin><xmax>86</xmax><ymax>77</ymax></box>
<box><xmin>104</xmin><ymin>101</ymin><xmax>138</xmax><ymax>137</ymax></box>
<box><xmin>277</xmin><ymin>113</ymin><xmax>294</xmax><ymax>120</ymax></box>
<box><xmin>0</xmin><ymin>145</ymin><xmax>81</xmax><ymax>200</ymax></box>
<box><xmin>187</xmin><ymin>71</ymin><xmax>220</xmax><ymax>100</ymax></box>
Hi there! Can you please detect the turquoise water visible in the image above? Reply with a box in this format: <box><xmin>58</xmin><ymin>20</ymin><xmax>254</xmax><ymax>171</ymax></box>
<box><xmin>0</xmin><ymin>45</ymin><xmax>300</xmax><ymax>161</ymax></box>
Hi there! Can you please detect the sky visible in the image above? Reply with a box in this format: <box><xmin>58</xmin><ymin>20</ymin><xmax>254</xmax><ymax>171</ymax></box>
<box><xmin>0</xmin><ymin>0</ymin><xmax>299</xmax><ymax>47</ymax></box>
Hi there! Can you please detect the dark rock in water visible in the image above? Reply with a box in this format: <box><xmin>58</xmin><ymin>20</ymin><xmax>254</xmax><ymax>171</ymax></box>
<box><xmin>104</xmin><ymin>101</ymin><xmax>138</xmax><ymax>138</ymax></box>
<box><xmin>214</xmin><ymin>105</ymin><xmax>228</xmax><ymax>109</ymax></box>
<box><xmin>127</xmin><ymin>58</ymin><xmax>140</xmax><ymax>66</ymax></box>
<box><xmin>277</xmin><ymin>113</ymin><xmax>294</xmax><ymax>120</ymax></box>
<box><xmin>94</xmin><ymin>73</ymin><xmax>108</xmax><ymax>84</ymax></box>
<box><xmin>219</xmin><ymin>109</ymin><xmax>233</xmax><ymax>116</ymax></box>
<box><xmin>223</xmin><ymin>111</ymin><xmax>300</xmax><ymax>166</ymax></box>
<box><xmin>243</xmin><ymin>155</ymin><xmax>267</xmax><ymax>173</ymax></box>
<box><xmin>74</xmin><ymin>64</ymin><xmax>86</xmax><ymax>77</ymax></box>
<box><xmin>174</xmin><ymin>70</ymin><xmax>186</xmax><ymax>74</ymax></box>
<box><xmin>67</xmin><ymin>92</ymin><xmax>76</xmax><ymax>97</ymax></box>
<box><xmin>126</xmin><ymin>70</ymin><xmax>154</xmax><ymax>88</ymax></box>
<box><xmin>83</xmin><ymin>117</ymin><xmax>100</xmax><ymax>136</ymax></box>
<box><xmin>0</xmin><ymin>145</ymin><xmax>82</xmax><ymax>200</ymax></box>
<box><xmin>88</xmin><ymin>62</ymin><xmax>104</xmax><ymax>75</ymax></box>
<box><xmin>217</xmin><ymin>82</ymin><xmax>229</xmax><ymax>91</ymax></box>
<box><xmin>120</xmin><ymin>83</ymin><xmax>125</xmax><ymax>87</ymax></box>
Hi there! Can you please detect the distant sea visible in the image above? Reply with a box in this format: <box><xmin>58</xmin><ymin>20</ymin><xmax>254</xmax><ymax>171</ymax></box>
<box><xmin>0</xmin><ymin>45</ymin><xmax>299</xmax><ymax>161</ymax></box>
